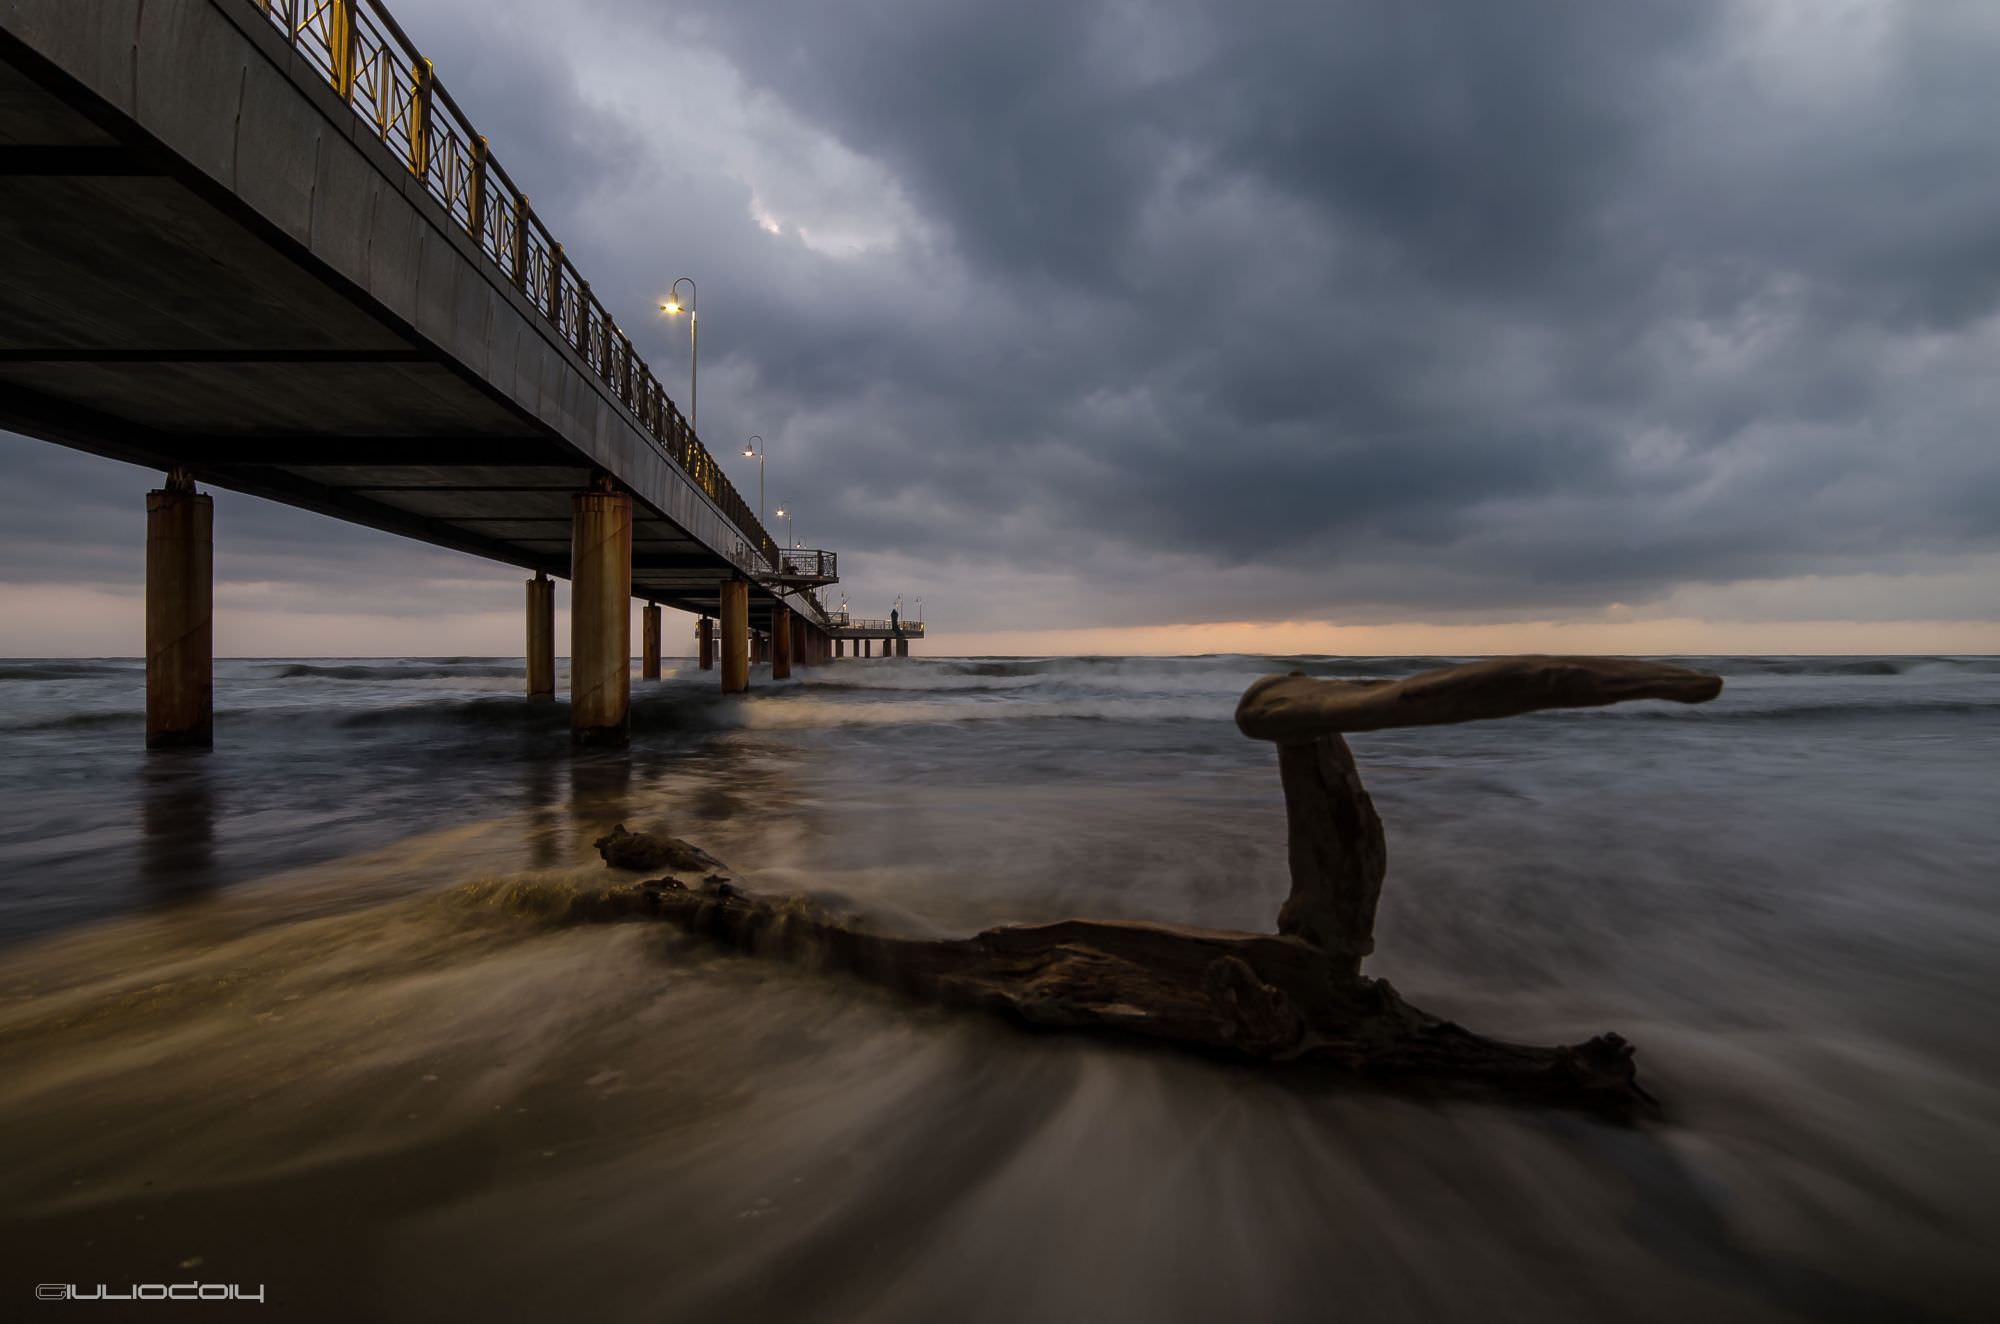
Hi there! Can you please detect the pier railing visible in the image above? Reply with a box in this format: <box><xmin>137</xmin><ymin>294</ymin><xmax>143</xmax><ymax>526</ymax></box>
<box><xmin>836</xmin><ymin>618</ymin><xmax>926</xmax><ymax>637</ymax></box>
<box><xmin>247</xmin><ymin>0</ymin><xmax>777</xmax><ymax>570</ymax></box>
<box><xmin>775</xmin><ymin>547</ymin><xmax>838</xmax><ymax>582</ymax></box>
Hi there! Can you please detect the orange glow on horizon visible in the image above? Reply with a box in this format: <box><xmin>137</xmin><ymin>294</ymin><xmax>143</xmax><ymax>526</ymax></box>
<box><xmin>0</xmin><ymin>584</ymin><xmax>1995</xmax><ymax>658</ymax></box>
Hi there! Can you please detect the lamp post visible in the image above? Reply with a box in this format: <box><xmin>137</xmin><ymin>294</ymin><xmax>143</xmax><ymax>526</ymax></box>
<box><xmin>742</xmin><ymin>436</ymin><xmax>765</xmax><ymax>528</ymax></box>
<box><xmin>775</xmin><ymin>504</ymin><xmax>794</xmax><ymax>554</ymax></box>
<box><xmin>659</xmin><ymin>276</ymin><xmax>697</xmax><ymax>432</ymax></box>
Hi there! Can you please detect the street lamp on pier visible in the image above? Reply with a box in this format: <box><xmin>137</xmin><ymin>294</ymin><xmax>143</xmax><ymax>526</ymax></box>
<box><xmin>775</xmin><ymin>504</ymin><xmax>795</xmax><ymax>552</ymax></box>
<box><xmin>659</xmin><ymin>276</ymin><xmax>697</xmax><ymax>431</ymax></box>
<box><xmin>743</xmin><ymin>436</ymin><xmax>765</xmax><ymax>528</ymax></box>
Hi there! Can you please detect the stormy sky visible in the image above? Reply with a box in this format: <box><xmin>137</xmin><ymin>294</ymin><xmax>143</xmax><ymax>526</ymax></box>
<box><xmin>5</xmin><ymin>0</ymin><xmax>2000</xmax><ymax>654</ymax></box>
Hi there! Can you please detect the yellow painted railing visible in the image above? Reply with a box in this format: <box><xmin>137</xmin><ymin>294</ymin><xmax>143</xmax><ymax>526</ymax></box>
<box><xmin>247</xmin><ymin>0</ymin><xmax>778</xmax><ymax>569</ymax></box>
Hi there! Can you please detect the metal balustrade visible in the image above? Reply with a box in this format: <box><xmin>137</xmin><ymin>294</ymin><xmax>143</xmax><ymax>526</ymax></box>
<box><xmin>835</xmin><ymin>618</ymin><xmax>926</xmax><ymax>637</ymax></box>
<box><xmin>247</xmin><ymin>0</ymin><xmax>778</xmax><ymax>570</ymax></box>
<box><xmin>775</xmin><ymin>547</ymin><xmax>838</xmax><ymax>583</ymax></box>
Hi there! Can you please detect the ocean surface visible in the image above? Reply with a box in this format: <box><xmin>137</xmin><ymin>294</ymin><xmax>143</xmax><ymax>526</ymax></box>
<box><xmin>1</xmin><ymin>653</ymin><xmax>1996</xmax><ymax>1321</ymax></box>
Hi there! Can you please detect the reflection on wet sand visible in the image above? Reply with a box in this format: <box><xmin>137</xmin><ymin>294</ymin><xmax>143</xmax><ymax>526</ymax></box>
<box><xmin>523</xmin><ymin>755</ymin><xmax>562</xmax><ymax>870</ymax></box>
<box><xmin>138</xmin><ymin>751</ymin><xmax>215</xmax><ymax>906</ymax></box>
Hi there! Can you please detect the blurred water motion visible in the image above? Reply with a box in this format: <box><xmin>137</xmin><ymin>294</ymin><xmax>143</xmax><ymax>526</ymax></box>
<box><xmin>0</xmin><ymin>654</ymin><xmax>1995</xmax><ymax>1321</ymax></box>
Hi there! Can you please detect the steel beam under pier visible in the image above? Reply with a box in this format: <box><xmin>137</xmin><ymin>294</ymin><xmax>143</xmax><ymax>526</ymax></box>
<box><xmin>571</xmin><ymin>488</ymin><xmax>632</xmax><ymax>745</ymax></box>
<box><xmin>525</xmin><ymin>573</ymin><xmax>554</xmax><ymax>699</ymax></box>
<box><xmin>720</xmin><ymin>579</ymin><xmax>748</xmax><ymax>694</ymax></box>
<box><xmin>146</xmin><ymin>474</ymin><xmax>211</xmax><ymax>748</ymax></box>
<box><xmin>642</xmin><ymin>603</ymin><xmax>661</xmax><ymax>681</ymax></box>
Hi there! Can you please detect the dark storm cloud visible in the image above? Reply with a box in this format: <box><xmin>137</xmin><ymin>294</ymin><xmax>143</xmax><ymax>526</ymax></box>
<box><xmin>7</xmin><ymin>0</ymin><xmax>2000</xmax><ymax>631</ymax></box>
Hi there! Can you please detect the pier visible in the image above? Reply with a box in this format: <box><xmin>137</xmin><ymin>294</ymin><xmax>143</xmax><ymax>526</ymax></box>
<box><xmin>829</xmin><ymin>616</ymin><xmax>925</xmax><ymax>659</ymax></box>
<box><xmin>0</xmin><ymin>0</ymin><xmax>905</xmax><ymax>745</ymax></box>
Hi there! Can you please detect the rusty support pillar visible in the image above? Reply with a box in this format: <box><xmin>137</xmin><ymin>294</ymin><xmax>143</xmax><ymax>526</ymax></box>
<box><xmin>571</xmin><ymin>487</ymin><xmax>632</xmax><ymax>745</ymax></box>
<box><xmin>697</xmin><ymin>616</ymin><xmax>714</xmax><ymax>671</ymax></box>
<box><xmin>772</xmin><ymin>610</ymin><xmax>793</xmax><ymax>680</ymax></box>
<box><xmin>146</xmin><ymin>474</ymin><xmax>212</xmax><ymax>749</ymax></box>
<box><xmin>719</xmin><ymin>579</ymin><xmax>748</xmax><ymax>694</ymax></box>
<box><xmin>642</xmin><ymin>602</ymin><xmax>661</xmax><ymax>680</ymax></box>
<box><xmin>525</xmin><ymin>572</ymin><xmax>554</xmax><ymax>699</ymax></box>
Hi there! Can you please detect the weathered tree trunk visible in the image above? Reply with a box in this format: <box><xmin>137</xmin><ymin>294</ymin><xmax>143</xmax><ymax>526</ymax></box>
<box><xmin>588</xmin><ymin>656</ymin><xmax>1726</xmax><ymax>1115</ymax></box>
<box><xmin>563</xmin><ymin>875</ymin><xmax>1649</xmax><ymax>1111</ymax></box>
<box><xmin>1275</xmin><ymin>735</ymin><xmax>1385</xmax><ymax>977</ymax></box>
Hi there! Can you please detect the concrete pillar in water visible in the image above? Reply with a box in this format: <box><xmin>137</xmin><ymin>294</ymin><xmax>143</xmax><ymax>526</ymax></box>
<box><xmin>525</xmin><ymin>572</ymin><xmax>555</xmax><ymax>699</ymax></box>
<box><xmin>861</xmin><ymin>639</ymin><xmax>871</xmax><ymax>659</ymax></box>
<box><xmin>697</xmin><ymin>616</ymin><xmax>714</xmax><ymax>671</ymax></box>
<box><xmin>897</xmin><ymin>637</ymin><xmax>910</xmax><ymax>658</ymax></box>
<box><xmin>642</xmin><ymin>602</ymin><xmax>662</xmax><ymax>680</ymax></box>
<box><xmin>571</xmin><ymin>486</ymin><xmax>633</xmax><ymax>745</ymax></box>
<box><xmin>146</xmin><ymin>472</ymin><xmax>212</xmax><ymax>748</ymax></box>
<box><xmin>719</xmin><ymin>578</ymin><xmax>749</xmax><ymax>694</ymax></box>
<box><xmin>772</xmin><ymin>610</ymin><xmax>793</xmax><ymax>680</ymax></box>
<box><xmin>835</xmin><ymin>638</ymin><xmax>845</xmax><ymax>659</ymax></box>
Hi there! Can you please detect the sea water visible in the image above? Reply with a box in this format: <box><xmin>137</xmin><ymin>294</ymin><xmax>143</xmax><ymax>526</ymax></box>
<box><xmin>1</xmin><ymin>654</ymin><xmax>1996</xmax><ymax>1321</ymax></box>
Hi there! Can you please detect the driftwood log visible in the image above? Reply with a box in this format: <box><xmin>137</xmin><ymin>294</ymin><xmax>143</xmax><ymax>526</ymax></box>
<box><xmin>592</xmin><ymin>823</ymin><xmax>725</xmax><ymax>873</ymax></box>
<box><xmin>596</xmin><ymin>656</ymin><xmax>1723</xmax><ymax>1112</ymax></box>
<box><xmin>1236</xmin><ymin>656</ymin><xmax>1725</xmax><ymax>977</ymax></box>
